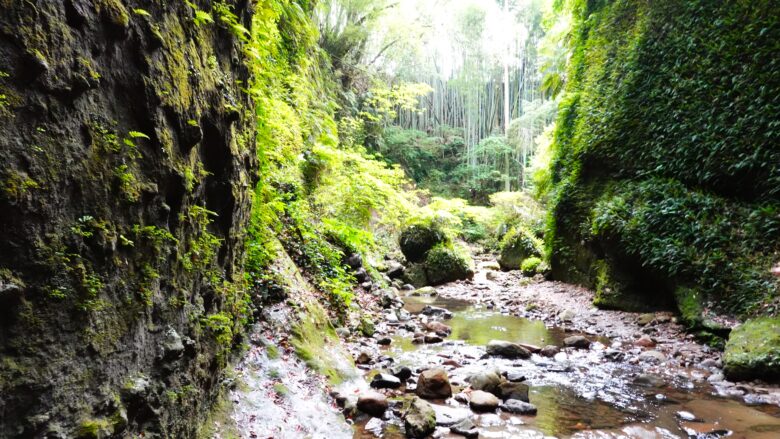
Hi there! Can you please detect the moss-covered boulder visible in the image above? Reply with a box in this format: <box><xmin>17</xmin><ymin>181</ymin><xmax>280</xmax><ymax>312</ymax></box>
<box><xmin>400</xmin><ymin>223</ymin><xmax>447</xmax><ymax>263</ymax></box>
<box><xmin>724</xmin><ymin>318</ymin><xmax>780</xmax><ymax>382</ymax></box>
<box><xmin>498</xmin><ymin>226</ymin><xmax>542</xmax><ymax>270</ymax></box>
<box><xmin>403</xmin><ymin>397</ymin><xmax>436</xmax><ymax>438</ymax></box>
<box><xmin>401</xmin><ymin>262</ymin><xmax>429</xmax><ymax>287</ymax></box>
<box><xmin>423</xmin><ymin>244</ymin><xmax>474</xmax><ymax>286</ymax></box>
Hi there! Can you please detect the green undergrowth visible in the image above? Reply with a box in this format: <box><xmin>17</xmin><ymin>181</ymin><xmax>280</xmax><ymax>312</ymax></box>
<box><xmin>243</xmin><ymin>0</ymin><xmax>421</xmax><ymax>319</ymax></box>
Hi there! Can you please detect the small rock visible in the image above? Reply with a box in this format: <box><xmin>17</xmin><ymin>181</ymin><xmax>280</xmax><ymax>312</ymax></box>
<box><xmin>371</xmin><ymin>373</ymin><xmax>402</xmax><ymax>389</ymax></box>
<box><xmin>364</xmin><ymin>417</ymin><xmax>384</xmax><ymax>435</ymax></box>
<box><xmin>162</xmin><ymin>327</ymin><xmax>184</xmax><ymax>360</ymax></box>
<box><xmin>635</xmin><ymin>335</ymin><xmax>656</xmax><ymax>347</ymax></box>
<box><xmin>707</xmin><ymin>372</ymin><xmax>725</xmax><ymax>383</ymax></box>
<box><xmin>377</xmin><ymin>337</ymin><xmax>392</xmax><ymax>346</ymax></box>
<box><xmin>504</xmin><ymin>370</ymin><xmax>526</xmax><ymax>382</ymax></box>
<box><xmin>468</xmin><ymin>371</ymin><xmax>502</xmax><ymax>395</ymax></box>
<box><xmin>676</xmin><ymin>411</ymin><xmax>701</xmax><ymax>422</ymax></box>
<box><xmin>404</xmin><ymin>397</ymin><xmax>437</xmax><ymax>438</ymax></box>
<box><xmin>347</xmin><ymin>253</ymin><xmax>363</xmax><ymax>268</ymax></box>
<box><xmin>357</xmin><ymin>391</ymin><xmax>388</xmax><ymax>417</ymax></box>
<box><xmin>421</xmin><ymin>305</ymin><xmax>452</xmax><ymax>319</ymax></box>
<box><xmin>392</xmin><ymin>366</ymin><xmax>412</xmax><ymax>381</ymax></box>
<box><xmin>424</xmin><ymin>334</ymin><xmax>443</xmax><ymax>343</ymax></box>
<box><xmin>639</xmin><ymin>350</ymin><xmax>666</xmax><ymax>364</ymax></box>
<box><xmin>559</xmin><ymin>309</ymin><xmax>576</xmax><ymax>322</ymax></box>
<box><xmin>603</xmin><ymin>349</ymin><xmax>625</xmax><ymax>362</ymax></box>
<box><xmin>386</xmin><ymin>261</ymin><xmax>405</xmax><ymax>279</ymax></box>
<box><xmin>486</xmin><ymin>340</ymin><xmax>531</xmax><ymax>359</ymax></box>
<box><xmin>402</xmin><ymin>284</ymin><xmax>415</xmax><ymax>291</ymax></box>
<box><xmin>356</xmin><ymin>351</ymin><xmax>372</xmax><ymax>364</ymax></box>
<box><xmin>481</xmin><ymin>261</ymin><xmax>501</xmax><ymax>271</ymax></box>
<box><xmin>469</xmin><ymin>390</ymin><xmax>499</xmax><ymax>412</ymax></box>
<box><xmin>540</xmin><ymin>345</ymin><xmax>560</xmax><ymax>357</ymax></box>
<box><xmin>633</xmin><ymin>374</ymin><xmax>665</xmax><ymax>388</ymax></box>
<box><xmin>500</xmin><ymin>399</ymin><xmax>537</xmax><ymax>415</ymax></box>
<box><xmin>426</xmin><ymin>321</ymin><xmax>452</xmax><ymax>336</ymax></box>
<box><xmin>416</xmin><ymin>368</ymin><xmax>452</xmax><ymax>399</ymax></box>
<box><xmin>335</xmin><ymin>327</ymin><xmax>350</xmax><ymax>337</ymax></box>
<box><xmin>355</xmin><ymin>267</ymin><xmax>370</xmax><ymax>283</ymax></box>
<box><xmin>637</xmin><ymin>313</ymin><xmax>655</xmax><ymax>326</ymax></box>
<box><xmin>498</xmin><ymin>382</ymin><xmax>529</xmax><ymax>402</ymax></box>
<box><xmin>563</xmin><ymin>336</ymin><xmax>591</xmax><ymax>349</ymax></box>
<box><xmin>450</xmin><ymin>418</ymin><xmax>479</xmax><ymax>438</ymax></box>
<box><xmin>413</xmin><ymin>286</ymin><xmax>437</xmax><ymax>296</ymax></box>
<box><xmin>518</xmin><ymin>343</ymin><xmax>542</xmax><ymax>353</ymax></box>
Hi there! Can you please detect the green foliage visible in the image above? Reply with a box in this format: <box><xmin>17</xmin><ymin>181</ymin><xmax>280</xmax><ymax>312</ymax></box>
<box><xmin>547</xmin><ymin>0</ymin><xmax>780</xmax><ymax>317</ymax></box>
<box><xmin>498</xmin><ymin>225</ymin><xmax>543</xmax><ymax>271</ymax></box>
<box><xmin>588</xmin><ymin>179</ymin><xmax>778</xmax><ymax>315</ymax></box>
<box><xmin>521</xmin><ymin>257</ymin><xmax>543</xmax><ymax>276</ymax></box>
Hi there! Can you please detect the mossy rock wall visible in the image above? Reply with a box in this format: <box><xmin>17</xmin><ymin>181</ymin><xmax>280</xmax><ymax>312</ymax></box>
<box><xmin>547</xmin><ymin>0</ymin><xmax>780</xmax><ymax>317</ymax></box>
<box><xmin>0</xmin><ymin>1</ymin><xmax>255</xmax><ymax>437</ymax></box>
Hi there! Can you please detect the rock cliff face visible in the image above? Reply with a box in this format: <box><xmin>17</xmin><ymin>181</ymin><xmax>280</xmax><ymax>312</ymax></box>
<box><xmin>0</xmin><ymin>1</ymin><xmax>255</xmax><ymax>437</ymax></box>
<box><xmin>547</xmin><ymin>0</ymin><xmax>779</xmax><ymax>318</ymax></box>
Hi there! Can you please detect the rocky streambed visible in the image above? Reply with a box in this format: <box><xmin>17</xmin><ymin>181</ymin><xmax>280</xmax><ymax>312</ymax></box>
<box><xmin>222</xmin><ymin>255</ymin><xmax>780</xmax><ymax>438</ymax></box>
<box><xmin>339</xmin><ymin>257</ymin><xmax>780</xmax><ymax>438</ymax></box>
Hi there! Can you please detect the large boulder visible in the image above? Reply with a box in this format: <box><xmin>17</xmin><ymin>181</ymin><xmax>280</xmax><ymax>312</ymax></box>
<box><xmin>403</xmin><ymin>397</ymin><xmax>437</xmax><ymax>438</ymax></box>
<box><xmin>424</xmin><ymin>244</ymin><xmax>475</xmax><ymax>286</ymax></box>
<box><xmin>724</xmin><ymin>317</ymin><xmax>780</xmax><ymax>381</ymax></box>
<box><xmin>498</xmin><ymin>226</ymin><xmax>542</xmax><ymax>270</ymax></box>
<box><xmin>400</xmin><ymin>223</ymin><xmax>447</xmax><ymax>263</ymax></box>
<box><xmin>416</xmin><ymin>368</ymin><xmax>452</xmax><ymax>400</ymax></box>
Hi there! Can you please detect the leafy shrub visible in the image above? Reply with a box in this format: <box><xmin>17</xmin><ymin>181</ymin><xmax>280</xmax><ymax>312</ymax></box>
<box><xmin>498</xmin><ymin>226</ymin><xmax>543</xmax><ymax>270</ymax></box>
<box><xmin>520</xmin><ymin>257</ymin><xmax>543</xmax><ymax>276</ymax></box>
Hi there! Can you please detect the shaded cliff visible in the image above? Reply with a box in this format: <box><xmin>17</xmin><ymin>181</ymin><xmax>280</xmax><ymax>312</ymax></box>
<box><xmin>0</xmin><ymin>0</ymin><xmax>255</xmax><ymax>436</ymax></box>
<box><xmin>547</xmin><ymin>1</ymin><xmax>780</xmax><ymax>323</ymax></box>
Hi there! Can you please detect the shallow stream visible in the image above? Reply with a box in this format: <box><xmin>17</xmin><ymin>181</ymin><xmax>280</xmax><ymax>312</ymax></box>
<box><xmin>353</xmin><ymin>293</ymin><xmax>780</xmax><ymax>438</ymax></box>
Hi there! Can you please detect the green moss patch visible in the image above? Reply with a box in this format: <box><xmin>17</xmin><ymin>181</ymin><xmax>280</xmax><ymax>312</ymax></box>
<box><xmin>423</xmin><ymin>244</ymin><xmax>474</xmax><ymax>285</ymax></box>
<box><xmin>724</xmin><ymin>318</ymin><xmax>780</xmax><ymax>382</ymax></box>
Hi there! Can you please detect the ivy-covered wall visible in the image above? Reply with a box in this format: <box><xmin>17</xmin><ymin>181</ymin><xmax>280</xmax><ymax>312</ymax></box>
<box><xmin>0</xmin><ymin>1</ymin><xmax>255</xmax><ymax>436</ymax></box>
<box><xmin>547</xmin><ymin>0</ymin><xmax>780</xmax><ymax>320</ymax></box>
